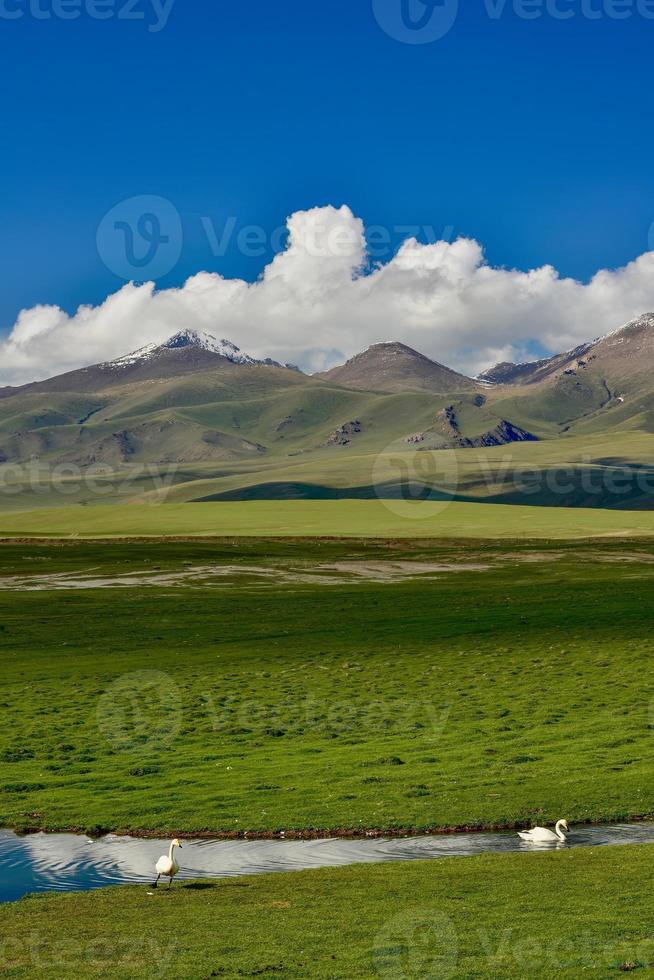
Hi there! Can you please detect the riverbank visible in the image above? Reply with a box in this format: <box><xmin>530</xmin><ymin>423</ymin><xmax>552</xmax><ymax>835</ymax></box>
<box><xmin>2</xmin><ymin>844</ymin><xmax>654</xmax><ymax>977</ymax></box>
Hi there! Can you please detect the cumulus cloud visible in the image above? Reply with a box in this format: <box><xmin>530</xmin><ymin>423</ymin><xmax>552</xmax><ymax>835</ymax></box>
<box><xmin>2</xmin><ymin>203</ymin><xmax>654</xmax><ymax>385</ymax></box>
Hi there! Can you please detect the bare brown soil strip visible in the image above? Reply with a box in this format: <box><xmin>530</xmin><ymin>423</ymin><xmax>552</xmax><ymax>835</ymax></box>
<box><xmin>11</xmin><ymin>814</ymin><xmax>654</xmax><ymax>842</ymax></box>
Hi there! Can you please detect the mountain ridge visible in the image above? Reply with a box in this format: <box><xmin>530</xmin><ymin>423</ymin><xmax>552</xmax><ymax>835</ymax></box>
<box><xmin>478</xmin><ymin>313</ymin><xmax>654</xmax><ymax>386</ymax></box>
<box><xmin>1</xmin><ymin>315</ymin><xmax>654</xmax><ymax>476</ymax></box>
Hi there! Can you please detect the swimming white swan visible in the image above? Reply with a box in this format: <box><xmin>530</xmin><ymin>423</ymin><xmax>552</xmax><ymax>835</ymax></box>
<box><xmin>153</xmin><ymin>839</ymin><xmax>183</xmax><ymax>888</ymax></box>
<box><xmin>518</xmin><ymin>820</ymin><xmax>569</xmax><ymax>843</ymax></box>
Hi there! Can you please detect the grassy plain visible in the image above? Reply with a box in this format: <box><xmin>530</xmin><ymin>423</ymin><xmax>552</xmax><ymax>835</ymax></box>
<box><xmin>4</xmin><ymin>498</ymin><xmax>654</xmax><ymax>538</ymax></box>
<box><xmin>1</xmin><ymin>538</ymin><xmax>654</xmax><ymax>836</ymax></box>
<box><xmin>2</xmin><ymin>844</ymin><xmax>654</xmax><ymax>977</ymax></box>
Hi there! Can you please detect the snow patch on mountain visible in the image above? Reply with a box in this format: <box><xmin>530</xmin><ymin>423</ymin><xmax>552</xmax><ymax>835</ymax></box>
<box><xmin>600</xmin><ymin>312</ymin><xmax>654</xmax><ymax>343</ymax></box>
<box><xmin>106</xmin><ymin>329</ymin><xmax>261</xmax><ymax>368</ymax></box>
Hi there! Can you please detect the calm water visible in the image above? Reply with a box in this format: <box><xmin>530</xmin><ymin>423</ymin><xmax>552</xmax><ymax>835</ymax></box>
<box><xmin>2</xmin><ymin>823</ymin><xmax>654</xmax><ymax>903</ymax></box>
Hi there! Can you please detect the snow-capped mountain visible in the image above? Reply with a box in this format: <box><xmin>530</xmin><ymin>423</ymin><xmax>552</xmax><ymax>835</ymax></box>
<box><xmin>106</xmin><ymin>328</ymin><xmax>261</xmax><ymax>368</ymax></box>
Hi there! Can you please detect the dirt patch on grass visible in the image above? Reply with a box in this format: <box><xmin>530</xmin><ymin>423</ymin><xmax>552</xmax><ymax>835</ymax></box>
<box><xmin>0</xmin><ymin>559</ymin><xmax>492</xmax><ymax>591</ymax></box>
<box><xmin>314</xmin><ymin>560</ymin><xmax>490</xmax><ymax>580</ymax></box>
<box><xmin>584</xmin><ymin>551</ymin><xmax>654</xmax><ymax>563</ymax></box>
<box><xmin>2</xmin><ymin>548</ymin><xmax>652</xmax><ymax>591</ymax></box>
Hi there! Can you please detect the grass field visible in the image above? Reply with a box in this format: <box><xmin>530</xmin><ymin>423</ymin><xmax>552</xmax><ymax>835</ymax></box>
<box><xmin>2</xmin><ymin>844</ymin><xmax>654</xmax><ymax>977</ymax></box>
<box><xmin>4</xmin><ymin>498</ymin><xmax>654</xmax><ymax>538</ymax></box>
<box><xmin>3</xmin><ymin>536</ymin><xmax>654</xmax><ymax>978</ymax></box>
<box><xmin>2</xmin><ymin>537</ymin><xmax>654</xmax><ymax>836</ymax></box>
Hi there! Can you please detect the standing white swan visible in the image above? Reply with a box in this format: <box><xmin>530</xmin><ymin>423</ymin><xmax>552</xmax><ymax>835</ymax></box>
<box><xmin>153</xmin><ymin>839</ymin><xmax>183</xmax><ymax>888</ymax></box>
<box><xmin>518</xmin><ymin>820</ymin><xmax>569</xmax><ymax>843</ymax></box>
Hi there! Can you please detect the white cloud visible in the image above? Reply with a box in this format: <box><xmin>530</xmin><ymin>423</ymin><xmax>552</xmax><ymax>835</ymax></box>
<box><xmin>2</xmin><ymin>203</ymin><xmax>654</xmax><ymax>385</ymax></box>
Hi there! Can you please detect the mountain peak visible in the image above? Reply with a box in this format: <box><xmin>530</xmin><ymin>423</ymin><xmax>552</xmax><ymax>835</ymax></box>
<box><xmin>160</xmin><ymin>329</ymin><xmax>255</xmax><ymax>362</ymax></box>
<box><xmin>108</xmin><ymin>329</ymin><xmax>258</xmax><ymax>369</ymax></box>
<box><xmin>366</xmin><ymin>341</ymin><xmax>417</xmax><ymax>352</ymax></box>
<box><xmin>317</xmin><ymin>341</ymin><xmax>475</xmax><ymax>393</ymax></box>
<box><xmin>164</xmin><ymin>328</ymin><xmax>210</xmax><ymax>348</ymax></box>
<box><xmin>362</xmin><ymin>341</ymin><xmax>432</xmax><ymax>361</ymax></box>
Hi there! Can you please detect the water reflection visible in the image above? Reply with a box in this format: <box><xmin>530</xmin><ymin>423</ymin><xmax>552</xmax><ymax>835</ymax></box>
<box><xmin>2</xmin><ymin>822</ymin><xmax>654</xmax><ymax>904</ymax></box>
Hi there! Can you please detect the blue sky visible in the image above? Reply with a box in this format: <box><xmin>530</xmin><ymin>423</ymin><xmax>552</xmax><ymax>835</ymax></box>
<box><xmin>1</xmin><ymin>0</ymin><xmax>653</xmax><ymax>363</ymax></box>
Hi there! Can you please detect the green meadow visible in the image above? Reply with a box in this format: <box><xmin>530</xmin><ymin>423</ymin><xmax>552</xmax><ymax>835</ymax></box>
<box><xmin>2</xmin><ymin>844</ymin><xmax>654</xmax><ymax>978</ymax></box>
<box><xmin>2</xmin><ymin>537</ymin><xmax>654</xmax><ymax>836</ymax></box>
<box><xmin>4</xmin><ymin>498</ymin><xmax>654</xmax><ymax>538</ymax></box>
